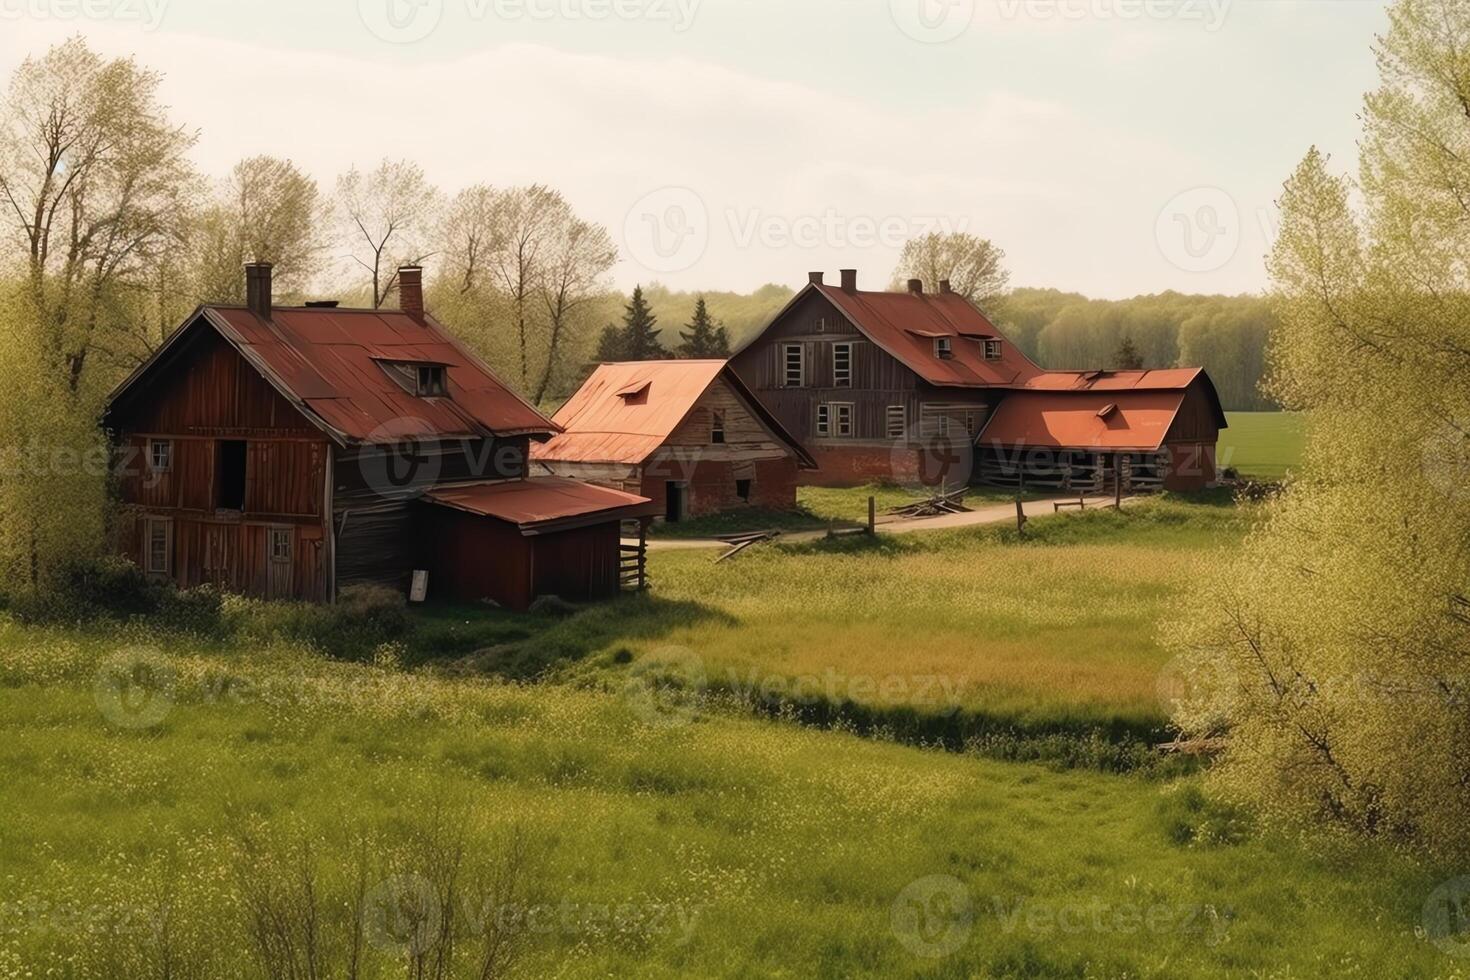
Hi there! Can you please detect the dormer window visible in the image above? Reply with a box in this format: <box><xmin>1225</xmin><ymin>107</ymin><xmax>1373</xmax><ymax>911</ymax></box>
<box><xmin>935</xmin><ymin>337</ymin><xmax>953</xmax><ymax>359</ymax></box>
<box><xmin>378</xmin><ymin>360</ymin><xmax>450</xmax><ymax>398</ymax></box>
<box><xmin>416</xmin><ymin>365</ymin><xmax>447</xmax><ymax>396</ymax></box>
<box><xmin>983</xmin><ymin>339</ymin><xmax>1003</xmax><ymax>361</ymax></box>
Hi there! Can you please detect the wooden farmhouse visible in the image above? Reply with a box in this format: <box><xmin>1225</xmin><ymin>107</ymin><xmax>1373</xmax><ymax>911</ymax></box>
<box><xmin>531</xmin><ymin>360</ymin><xmax>814</xmax><ymax>522</ymax></box>
<box><xmin>728</xmin><ymin>270</ymin><xmax>1225</xmax><ymax>492</ymax></box>
<box><xmin>102</xmin><ymin>263</ymin><xmax>657</xmax><ymax>609</ymax></box>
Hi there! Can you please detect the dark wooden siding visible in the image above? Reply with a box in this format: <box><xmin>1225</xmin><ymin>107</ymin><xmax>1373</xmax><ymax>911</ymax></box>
<box><xmin>111</xmin><ymin>328</ymin><xmax>332</xmax><ymax>601</ymax></box>
<box><xmin>110</xmin><ymin>325</ymin><xmax>320</xmax><ymax>437</ymax></box>
<box><xmin>730</xmin><ymin>291</ymin><xmax>990</xmax><ymax>470</ymax></box>
<box><xmin>333</xmin><ymin>437</ymin><xmax>530</xmax><ymax>591</ymax></box>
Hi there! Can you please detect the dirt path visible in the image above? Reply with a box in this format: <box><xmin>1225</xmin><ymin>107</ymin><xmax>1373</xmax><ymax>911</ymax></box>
<box><xmin>631</xmin><ymin>494</ymin><xmax>1132</xmax><ymax>551</ymax></box>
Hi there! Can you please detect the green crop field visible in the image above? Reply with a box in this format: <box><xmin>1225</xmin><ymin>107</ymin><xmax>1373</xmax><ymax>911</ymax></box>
<box><xmin>1219</xmin><ymin>412</ymin><xmax>1306</xmax><ymax>481</ymax></box>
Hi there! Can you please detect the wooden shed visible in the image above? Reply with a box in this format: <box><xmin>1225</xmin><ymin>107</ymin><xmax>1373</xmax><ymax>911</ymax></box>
<box><xmin>102</xmin><ymin>263</ymin><xmax>657</xmax><ymax>609</ymax></box>
<box><xmin>531</xmin><ymin>360</ymin><xmax>814</xmax><ymax>522</ymax></box>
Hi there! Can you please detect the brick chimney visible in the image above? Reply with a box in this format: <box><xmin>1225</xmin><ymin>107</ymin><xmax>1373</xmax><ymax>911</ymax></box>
<box><xmin>840</xmin><ymin>269</ymin><xmax>857</xmax><ymax>291</ymax></box>
<box><xmin>398</xmin><ymin>265</ymin><xmax>424</xmax><ymax>322</ymax></box>
<box><xmin>939</xmin><ymin>279</ymin><xmax>953</xmax><ymax>295</ymax></box>
<box><xmin>808</xmin><ymin>271</ymin><xmax>824</xmax><ymax>285</ymax></box>
<box><xmin>907</xmin><ymin>278</ymin><xmax>923</xmax><ymax>295</ymax></box>
<box><xmin>245</xmin><ymin>262</ymin><xmax>273</xmax><ymax>320</ymax></box>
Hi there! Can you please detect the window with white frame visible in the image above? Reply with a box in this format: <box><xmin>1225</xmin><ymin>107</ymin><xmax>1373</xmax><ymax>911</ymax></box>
<box><xmin>145</xmin><ymin>518</ymin><xmax>171</xmax><ymax>575</ymax></box>
<box><xmin>148</xmin><ymin>439</ymin><xmax>172</xmax><ymax>473</ymax></box>
<box><xmin>269</xmin><ymin>527</ymin><xmax>292</xmax><ymax>563</ymax></box>
<box><xmin>832</xmin><ymin>403</ymin><xmax>854</xmax><ymax>438</ymax></box>
<box><xmin>983</xmin><ymin>339</ymin><xmax>1003</xmax><ymax>361</ymax></box>
<box><xmin>783</xmin><ymin>344</ymin><xmax>804</xmax><ymax>387</ymax></box>
<box><xmin>935</xmin><ymin>337</ymin><xmax>953</xmax><ymax>359</ymax></box>
<box><xmin>832</xmin><ymin>342</ymin><xmax>853</xmax><ymax>388</ymax></box>
<box><xmin>815</xmin><ymin>403</ymin><xmax>830</xmax><ymax>437</ymax></box>
<box><xmin>886</xmin><ymin>405</ymin><xmax>906</xmax><ymax>439</ymax></box>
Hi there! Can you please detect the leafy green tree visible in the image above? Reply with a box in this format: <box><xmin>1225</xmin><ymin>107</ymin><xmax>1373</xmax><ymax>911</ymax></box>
<box><xmin>1113</xmin><ymin>334</ymin><xmax>1144</xmax><ymax>370</ymax></box>
<box><xmin>889</xmin><ymin>232</ymin><xmax>1009</xmax><ymax>309</ymax></box>
<box><xmin>1167</xmin><ymin>0</ymin><xmax>1470</xmax><ymax>862</ymax></box>
<box><xmin>677</xmin><ymin>297</ymin><xmax>730</xmax><ymax>358</ymax></box>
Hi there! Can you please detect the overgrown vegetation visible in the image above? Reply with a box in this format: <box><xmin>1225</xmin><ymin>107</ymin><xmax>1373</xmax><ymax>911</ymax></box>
<box><xmin>1169</xmin><ymin>0</ymin><xmax>1470</xmax><ymax>865</ymax></box>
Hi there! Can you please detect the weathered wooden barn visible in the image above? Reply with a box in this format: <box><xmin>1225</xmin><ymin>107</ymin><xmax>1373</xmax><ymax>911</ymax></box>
<box><xmin>103</xmin><ymin>263</ymin><xmax>657</xmax><ymax>608</ymax></box>
<box><xmin>531</xmin><ymin>360</ymin><xmax>814</xmax><ymax>521</ymax></box>
<box><xmin>728</xmin><ymin>270</ymin><xmax>1225</xmax><ymax>491</ymax></box>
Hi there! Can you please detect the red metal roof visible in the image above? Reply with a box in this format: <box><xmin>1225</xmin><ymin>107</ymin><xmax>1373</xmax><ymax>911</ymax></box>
<box><xmin>1016</xmin><ymin>367</ymin><xmax>1206</xmax><ymax>392</ymax></box>
<box><xmin>534</xmin><ymin>360</ymin><xmax>814</xmax><ymax>467</ymax></box>
<box><xmin>108</xmin><ymin>304</ymin><xmax>555</xmax><ymax>445</ymax></box>
<box><xmin>812</xmin><ymin>285</ymin><xmax>1045</xmax><ymax>387</ymax></box>
<box><xmin>977</xmin><ymin>390</ymin><xmax>1188</xmax><ymax>452</ymax></box>
<box><xmin>424</xmin><ymin>476</ymin><xmax>657</xmax><ymax>533</ymax></box>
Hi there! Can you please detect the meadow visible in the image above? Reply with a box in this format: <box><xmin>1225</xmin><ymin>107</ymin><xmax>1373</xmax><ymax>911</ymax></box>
<box><xmin>428</xmin><ymin>495</ymin><xmax>1248</xmax><ymax>767</ymax></box>
<box><xmin>0</xmin><ymin>619</ymin><xmax>1455</xmax><ymax>978</ymax></box>
<box><xmin>1219</xmin><ymin>412</ymin><xmax>1305</xmax><ymax>480</ymax></box>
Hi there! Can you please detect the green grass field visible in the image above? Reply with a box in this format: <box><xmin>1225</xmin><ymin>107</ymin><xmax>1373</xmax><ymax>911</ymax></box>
<box><xmin>1219</xmin><ymin>412</ymin><xmax>1305</xmax><ymax>481</ymax></box>
<box><xmin>0</xmin><ymin>621</ymin><xmax>1452</xmax><ymax>977</ymax></box>
<box><xmin>422</xmin><ymin>495</ymin><xmax>1248</xmax><ymax>766</ymax></box>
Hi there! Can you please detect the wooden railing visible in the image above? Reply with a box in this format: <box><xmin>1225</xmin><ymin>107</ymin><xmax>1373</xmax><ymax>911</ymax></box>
<box><xmin>619</xmin><ymin>542</ymin><xmax>648</xmax><ymax>591</ymax></box>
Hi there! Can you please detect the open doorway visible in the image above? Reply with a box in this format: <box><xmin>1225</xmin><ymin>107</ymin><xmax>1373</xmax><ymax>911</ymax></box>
<box><xmin>217</xmin><ymin>440</ymin><xmax>247</xmax><ymax>510</ymax></box>
<box><xmin>664</xmin><ymin>481</ymin><xmax>686</xmax><ymax>523</ymax></box>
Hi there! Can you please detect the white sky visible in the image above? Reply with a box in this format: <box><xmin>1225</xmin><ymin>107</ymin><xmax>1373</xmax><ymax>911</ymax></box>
<box><xmin>0</xmin><ymin>0</ymin><xmax>1389</xmax><ymax>298</ymax></box>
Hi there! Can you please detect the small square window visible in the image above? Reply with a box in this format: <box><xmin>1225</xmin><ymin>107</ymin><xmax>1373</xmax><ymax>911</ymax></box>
<box><xmin>711</xmin><ymin>410</ymin><xmax>726</xmax><ymax>444</ymax></box>
<box><xmin>269</xmin><ymin>527</ymin><xmax>292</xmax><ymax>563</ymax></box>
<box><xmin>983</xmin><ymin>339</ymin><xmax>1002</xmax><ymax>361</ymax></box>
<box><xmin>416</xmin><ymin>365</ymin><xmax>447</xmax><ymax>396</ymax></box>
<box><xmin>935</xmin><ymin>338</ymin><xmax>953</xmax><ymax>359</ymax></box>
<box><xmin>148</xmin><ymin>439</ymin><xmax>172</xmax><ymax>473</ymax></box>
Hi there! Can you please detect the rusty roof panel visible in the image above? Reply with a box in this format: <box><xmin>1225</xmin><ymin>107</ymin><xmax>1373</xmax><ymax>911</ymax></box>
<box><xmin>204</xmin><ymin>306</ymin><xmax>553</xmax><ymax>443</ymax></box>
<box><xmin>533</xmin><ymin>360</ymin><xmax>813</xmax><ymax>467</ymax></box>
<box><xmin>425</xmin><ymin>476</ymin><xmax>657</xmax><ymax>531</ymax></box>
<box><xmin>978</xmin><ymin>390</ymin><xmax>1187</xmax><ymax>452</ymax></box>
<box><xmin>814</xmin><ymin>285</ymin><xmax>1046</xmax><ymax>388</ymax></box>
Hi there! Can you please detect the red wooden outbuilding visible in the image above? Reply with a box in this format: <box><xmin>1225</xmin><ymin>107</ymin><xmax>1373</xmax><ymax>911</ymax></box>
<box><xmin>102</xmin><ymin>263</ymin><xmax>657</xmax><ymax>609</ymax></box>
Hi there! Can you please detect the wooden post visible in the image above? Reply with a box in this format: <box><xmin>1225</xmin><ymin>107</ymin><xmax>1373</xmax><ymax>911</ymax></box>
<box><xmin>638</xmin><ymin>518</ymin><xmax>649</xmax><ymax>590</ymax></box>
<box><xmin>867</xmin><ymin>495</ymin><xmax>876</xmax><ymax>535</ymax></box>
<box><xmin>1015</xmin><ymin>467</ymin><xmax>1027</xmax><ymax>537</ymax></box>
<box><xmin>1114</xmin><ymin>454</ymin><xmax>1123</xmax><ymax>510</ymax></box>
